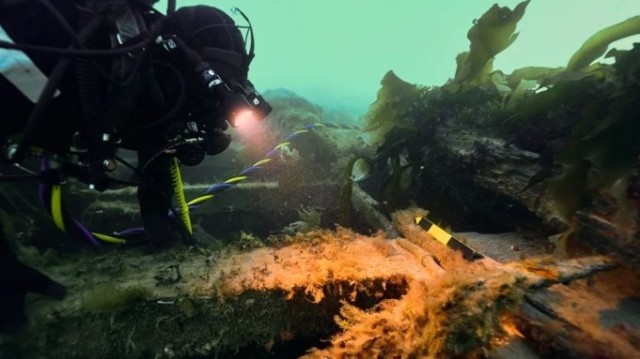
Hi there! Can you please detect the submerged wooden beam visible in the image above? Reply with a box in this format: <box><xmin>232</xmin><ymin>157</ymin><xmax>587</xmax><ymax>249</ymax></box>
<box><xmin>514</xmin><ymin>267</ymin><xmax>640</xmax><ymax>359</ymax></box>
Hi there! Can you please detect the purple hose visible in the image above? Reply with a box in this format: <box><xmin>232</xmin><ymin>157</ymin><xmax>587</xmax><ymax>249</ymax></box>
<box><xmin>38</xmin><ymin>183</ymin><xmax>46</xmax><ymax>206</ymax></box>
<box><xmin>38</xmin><ymin>156</ymin><xmax>51</xmax><ymax>206</ymax></box>
<box><xmin>73</xmin><ymin>219</ymin><xmax>102</xmax><ymax>247</ymax></box>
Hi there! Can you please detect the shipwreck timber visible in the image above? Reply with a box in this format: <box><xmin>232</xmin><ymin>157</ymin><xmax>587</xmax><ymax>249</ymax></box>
<box><xmin>1</xmin><ymin>208</ymin><xmax>631</xmax><ymax>359</ymax></box>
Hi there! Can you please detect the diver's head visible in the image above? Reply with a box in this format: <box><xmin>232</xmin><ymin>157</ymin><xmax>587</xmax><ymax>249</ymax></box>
<box><xmin>162</xmin><ymin>5</ymin><xmax>272</xmax><ymax>130</ymax></box>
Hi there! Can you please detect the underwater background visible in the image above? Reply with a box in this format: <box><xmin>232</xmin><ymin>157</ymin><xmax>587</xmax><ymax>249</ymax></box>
<box><xmin>1</xmin><ymin>0</ymin><xmax>640</xmax><ymax>358</ymax></box>
<box><xmin>158</xmin><ymin>0</ymin><xmax>640</xmax><ymax>116</ymax></box>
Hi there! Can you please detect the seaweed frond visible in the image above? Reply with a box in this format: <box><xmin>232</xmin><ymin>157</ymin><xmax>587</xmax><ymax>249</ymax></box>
<box><xmin>567</xmin><ymin>15</ymin><xmax>640</xmax><ymax>71</ymax></box>
<box><xmin>449</xmin><ymin>0</ymin><xmax>531</xmax><ymax>90</ymax></box>
<box><xmin>363</xmin><ymin>70</ymin><xmax>420</xmax><ymax>145</ymax></box>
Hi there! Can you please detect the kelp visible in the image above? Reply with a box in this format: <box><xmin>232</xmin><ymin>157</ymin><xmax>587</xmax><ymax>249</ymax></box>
<box><xmin>363</xmin><ymin>70</ymin><xmax>420</xmax><ymax>145</ymax></box>
<box><xmin>481</xmin><ymin>11</ymin><xmax>640</xmax><ymax>109</ymax></box>
<box><xmin>366</xmin><ymin>1</ymin><xmax>532</xmax><ymax>144</ymax></box>
<box><xmin>361</xmin><ymin>0</ymin><xmax>640</xmax><ymax>240</ymax></box>
<box><xmin>545</xmin><ymin>46</ymin><xmax>640</xmax><ymax>220</ymax></box>
<box><xmin>338</xmin><ymin>157</ymin><xmax>359</xmax><ymax>228</ymax></box>
<box><xmin>360</xmin><ymin>123</ymin><xmax>423</xmax><ymax>214</ymax></box>
<box><xmin>507</xmin><ymin>66</ymin><xmax>565</xmax><ymax>89</ymax></box>
<box><xmin>567</xmin><ymin>15</ymin><xmax>640</xmax><ymax>71</ymax></box>
<box><xmin>451</xmin><ymin>52</ymin><xmax>494</xmax><ymax>91</ymax></box>
<box><xmin>381</xmin><ymin>154</ymin><xmax>414</xmax><ymax>211</ymax></box>
<box><xmin>449</xmin><ymin>0</ymin><xmax>531</xmax><ymax>90</ymax></box>
<box><xmin>505</xmin><ymin>44</ymin><xmax>640</xmax><ymax>222</ymax></box>
<box><xmin>490</xmin><ymin>71</ymin><xmax>539</xmax><ymax>110</ymax></box>
<box><xmin>505</xmin><ymin>78</ymin><xmax>538</xmax><ymax>110</ymax></box>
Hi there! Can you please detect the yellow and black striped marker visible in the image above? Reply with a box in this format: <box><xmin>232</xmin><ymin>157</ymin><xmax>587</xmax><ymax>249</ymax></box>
<box><xmin>415</xmin><ymin>216</ymin><xmax>484</xmax><ymax>261</ymax></box>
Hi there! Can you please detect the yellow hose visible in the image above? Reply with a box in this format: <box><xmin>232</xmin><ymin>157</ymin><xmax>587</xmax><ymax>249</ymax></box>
<box><xmin>92</xmin><ymin>232</ymin><xmax>127</xmax><ymax>244</ymax></box>
<box><xmin>170</xmin><ymin>157</ymin><xmax>192</xmax><ymax>235</ymax></box>
<box><xmin>50</xmin><ymin>185</ymin><xmax>66</xmax><ymax>232</ymax></box>
<box><xmin>253</xmin><ymin>158</ymin><xmax>272</xmax><ymax>167</ymax></box>
<box><xmin>187</xmin><ymin>194</ymin><xmax>214</xmax><ymax>206</ymax></box>
<box><xmin>224</xmin><ymin>176</ymin><xmax>247</xmax><ymax>184</ymax></box>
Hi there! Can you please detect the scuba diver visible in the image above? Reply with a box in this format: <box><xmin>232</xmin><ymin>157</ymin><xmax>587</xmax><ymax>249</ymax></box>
<box><xmin>0</xmin><ymin>0</ymin><xmax>271</xmax><ymax>330</ymax></box>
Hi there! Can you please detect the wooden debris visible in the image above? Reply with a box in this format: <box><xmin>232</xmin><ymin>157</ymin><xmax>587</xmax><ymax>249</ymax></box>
<box><xmin>515</xmin><ymin>267</ymin><xmax>640</xmax><ymax>358</ymax></box>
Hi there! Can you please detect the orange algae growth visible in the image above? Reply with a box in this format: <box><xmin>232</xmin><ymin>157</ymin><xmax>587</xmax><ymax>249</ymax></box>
<box><xmin>179</xmin><ymin>208</ymin><xmax>610</xmax><ymax>358</ymax></box>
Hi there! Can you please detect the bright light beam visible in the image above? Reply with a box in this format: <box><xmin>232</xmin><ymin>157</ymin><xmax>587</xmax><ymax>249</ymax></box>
<box><xmin>233</xmin><ymin>109</ymin><xmax>258</xmax><ymax>132</ymax></box>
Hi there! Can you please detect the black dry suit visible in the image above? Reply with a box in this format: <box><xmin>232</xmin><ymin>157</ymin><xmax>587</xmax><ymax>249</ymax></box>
<box><xmin>0</xmin><ymin>0</ymin><xmax>270</xmax><ymax>246</ymax></box>
<box><xmin>0</xmin><ymin>223</ymin><xmax>66</xmax><ymax>333</ymax></box>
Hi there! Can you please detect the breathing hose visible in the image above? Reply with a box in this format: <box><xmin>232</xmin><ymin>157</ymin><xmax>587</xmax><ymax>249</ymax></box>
<box><xmin>10</xmin><ymin>15</ymin><xmax>103</xmax><ymax>163</ymax></box>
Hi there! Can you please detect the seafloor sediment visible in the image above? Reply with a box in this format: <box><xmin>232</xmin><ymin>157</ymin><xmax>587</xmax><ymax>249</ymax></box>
<box><xmin>0</xmin><ymin>209</ymin><xmax>626</xmax><ymax>359</ymax></box>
